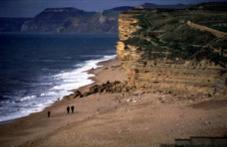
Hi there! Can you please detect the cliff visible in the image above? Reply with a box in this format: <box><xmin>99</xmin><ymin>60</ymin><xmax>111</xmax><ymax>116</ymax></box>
<box><xmin>0</xmin><ymin>7</ymin><xmax>134</xmax><ymax>33</ymax></box>
<box><xmin>117</xmin><ymin>3</ymin><xmax>227</xmax><ymax>97</ymax></box>
<box><xmin>0</xmin><ymin>4</ymin><xmax>188</xmax><ymax>33</ymax></box>
<box><xmin>21</xmin><ymin>8</ymin><xmax>118</xmax><ymax>33</ymax></box>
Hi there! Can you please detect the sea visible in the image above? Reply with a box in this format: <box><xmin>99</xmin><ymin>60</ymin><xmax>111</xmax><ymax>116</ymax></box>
<box><xmin>0</xmin><ymin>33</ymin><xmax>117</xmax><ymax>122</ymax></box>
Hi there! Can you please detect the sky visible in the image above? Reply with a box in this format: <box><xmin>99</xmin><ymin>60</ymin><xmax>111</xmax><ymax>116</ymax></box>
<box><xmin>0</xmin><ymin>0</ymin><xmax>226</xmax><ymax>17</ymax></box>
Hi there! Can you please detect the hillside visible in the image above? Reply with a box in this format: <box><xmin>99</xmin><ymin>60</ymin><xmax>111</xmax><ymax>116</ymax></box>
<box><xmin>0</xmin><ymin>7</ymin><xmax>126</xmax><ymax>33</ymax></box>
<box><xmin>0</xmin><ymin>3</ymin><xmax>189</xmax><ymax>33</ymax></box>
<box><xmin>117</xmin><ymin>2</ymin><xmax>227</xmax><ymax>98</ymax></box>
<box><xmin>21</xmin><ymin>8</ymin><xmax>118</xmax><ymax>33</ymax></box>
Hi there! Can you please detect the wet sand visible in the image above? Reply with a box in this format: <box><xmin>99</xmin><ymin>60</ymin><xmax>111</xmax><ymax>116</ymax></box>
<box><xmin>0</xmin><ymin>58</ymin><xmax>226</xmax><ymax>147</ymax></box>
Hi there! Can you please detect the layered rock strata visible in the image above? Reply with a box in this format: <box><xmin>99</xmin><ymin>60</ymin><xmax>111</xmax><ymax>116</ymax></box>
<box><xmin>116</xmin><ymin>9</ymin><xmax>227</xmax><ymax>97</ymax></box>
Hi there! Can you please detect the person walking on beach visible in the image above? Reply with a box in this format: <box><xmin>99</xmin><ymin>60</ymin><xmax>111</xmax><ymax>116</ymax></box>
<box><xmin>47</xmin><ymin>111</ymin><xmax>51</xmax><ymax>118</ymax></box>
<box><xmin>71</xmin><ymin>105</ymin><xmax>75</xmax><ymax>113</ymax></box>
<box><xmin>67</xmin><ymin>106</ymin><xmax>70</xmax><ymax>114</ymax></box>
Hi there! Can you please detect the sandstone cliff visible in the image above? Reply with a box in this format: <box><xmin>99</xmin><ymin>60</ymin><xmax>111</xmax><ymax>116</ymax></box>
<box><xmin>117</xmin><ymin>6</ymin><xmax>227</xmax><ymax>98</ymax></box>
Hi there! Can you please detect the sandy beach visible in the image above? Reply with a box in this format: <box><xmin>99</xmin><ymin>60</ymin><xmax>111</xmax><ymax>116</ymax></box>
<box><xmin>0</xmin><ymin>58</ymin><xmax>227</xmax><ymax>147</ymax></box>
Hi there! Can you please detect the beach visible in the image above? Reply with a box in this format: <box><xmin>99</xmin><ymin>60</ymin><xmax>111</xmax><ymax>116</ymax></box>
<box><xmin>0</xmin><ymin>58</ymin><xmax>227</xmax><ymax>147</ymax></box>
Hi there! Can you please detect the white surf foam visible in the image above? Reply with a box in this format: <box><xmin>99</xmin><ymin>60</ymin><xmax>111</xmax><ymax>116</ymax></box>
<box><xmin>0</xmin><ymin>55</ymin><xmax>116</xmax><ymax>122</ymax></box>
<box><xmin>20</xmin><ymin>95</ymin><xmax>36</xmax><ymax>102</ymax></box>
<box><xmin>51</xmin><ymin>55</ymin><xmax>116</xmax><ymax>98</ymax></box>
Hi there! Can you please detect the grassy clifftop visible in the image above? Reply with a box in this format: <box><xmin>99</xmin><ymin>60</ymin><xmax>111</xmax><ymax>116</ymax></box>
<box><xmin>124</xmin><ymin>6</ymin><xmax>227</xmax><ymax>66</ymax></box>
<box><xmin>116</xmin><ymin>2</ymin><xmax>227</xmax><ymax>97</ymax></box>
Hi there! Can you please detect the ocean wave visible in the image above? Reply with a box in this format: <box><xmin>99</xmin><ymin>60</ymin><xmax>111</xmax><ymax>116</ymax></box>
<box><xmin>51</xmin><ymin>55</ymin><xmax>116</xmax><ymax>97</ymax></box>
<box><xmin>0</xmin><ymin>54</ymin><xmax>116</xmax><ymax>122</ymax></box>
<box><xmin>19</xmin><ymin>95</ymin><xmax>36</xmax><ymax>102</ymax></box>
<box><xmin>40</xmin><ymin>91</ymin><xmax>58</xmax><ymax>97</ymax></box>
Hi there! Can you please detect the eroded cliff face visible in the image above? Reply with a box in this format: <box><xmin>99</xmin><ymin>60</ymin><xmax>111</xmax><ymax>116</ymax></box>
<box><xmin>116</xmin><ymin>9</ymin><xmax>227</xmax><ymax>97</ymax></box>
<box><xmin>117</xmin><ymin>13</ymin><xmax>140</xmax><ymax>61</ymax></box>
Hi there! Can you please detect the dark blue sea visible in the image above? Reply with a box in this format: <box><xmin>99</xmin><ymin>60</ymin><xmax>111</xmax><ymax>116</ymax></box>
<box><xmin>0</xmin><ymin>33</ymin><xmax>117</xmax><ymax>122</ymax></box>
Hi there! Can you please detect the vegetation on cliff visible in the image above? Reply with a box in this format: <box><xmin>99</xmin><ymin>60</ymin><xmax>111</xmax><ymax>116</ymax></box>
<box><xmin>117</xmin><ymin>2</ymin><xmax>227</xmax><ymax>97</ymax></box>
<box><xmin>123</xmin><ymin>4</ymin><xmax>227</xmax><ymax>67</ymax></box>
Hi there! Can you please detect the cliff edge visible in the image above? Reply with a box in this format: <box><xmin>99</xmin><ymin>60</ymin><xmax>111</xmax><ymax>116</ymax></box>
<box><xmin>117</xmin><ymin>4</ymin><xmax>227</xmax><ymax>98</ymax></box>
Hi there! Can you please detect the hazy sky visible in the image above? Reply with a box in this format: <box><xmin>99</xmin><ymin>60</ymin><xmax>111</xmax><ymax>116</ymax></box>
<box><xmin>0</xmin><ymin>0</ymin><xmax>226</xmax><ymax>17</ymax></box>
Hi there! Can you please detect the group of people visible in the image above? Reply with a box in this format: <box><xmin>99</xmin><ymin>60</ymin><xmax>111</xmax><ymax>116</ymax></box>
<box><xmin>67</xmin><ymin>105</ymin><xmax>75</xmax><ymax>114</ymax></box>
<box><xmin>47</xmin><ymin>105</ymin><xmax>75</xmax><ymax>118</ymax></box>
